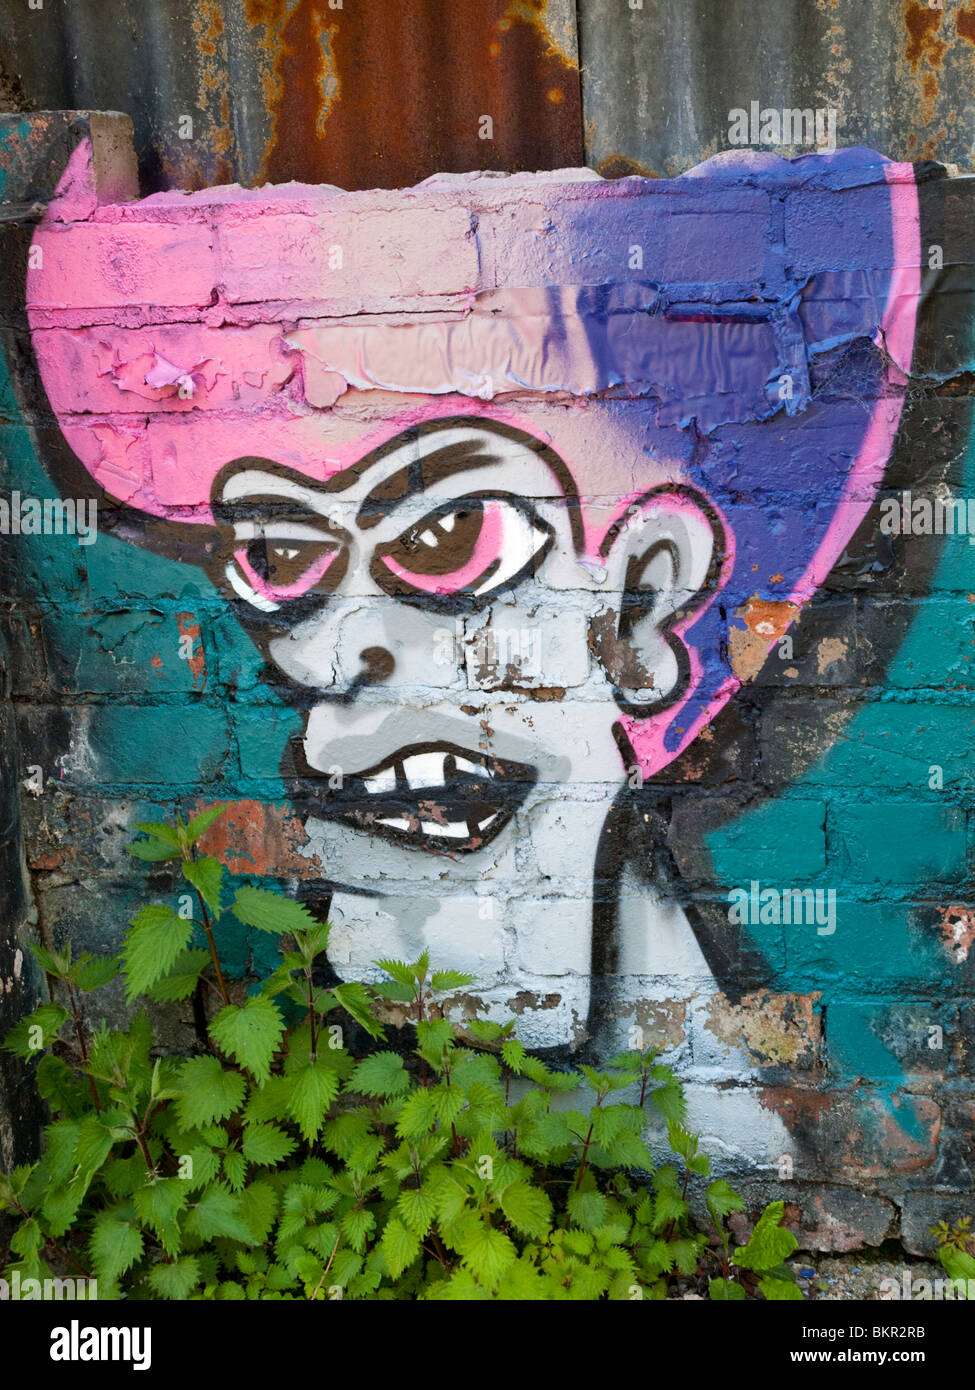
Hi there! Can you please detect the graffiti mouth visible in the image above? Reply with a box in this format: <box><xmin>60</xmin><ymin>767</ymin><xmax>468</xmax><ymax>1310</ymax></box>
<box><xmin>303</xmin><ymin>740</ymin><xmax>537</xmax><ymax>852</ymax></box>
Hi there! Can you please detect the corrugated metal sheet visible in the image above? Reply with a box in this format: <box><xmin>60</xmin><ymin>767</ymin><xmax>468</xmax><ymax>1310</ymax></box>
<box><xmin>3</xmin><ymin>0</ymin><xmax>975</xmax><ymax>191</ymax></box>
<box><xmin>579</xmin><ymin>0</ymin><xmax>975</xmax><ymax>177</ymax></box>
<box><xmin>0</xmin><ymin>0</ymin><xmax>583</xmax><ymax>192</ymax></box>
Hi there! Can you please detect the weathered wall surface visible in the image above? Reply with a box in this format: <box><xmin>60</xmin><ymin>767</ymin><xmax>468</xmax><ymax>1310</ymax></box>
<box><xmin>2</xmin><ymin>111</ymin><xmax>975</xmax><ymax>1253</ymax></box>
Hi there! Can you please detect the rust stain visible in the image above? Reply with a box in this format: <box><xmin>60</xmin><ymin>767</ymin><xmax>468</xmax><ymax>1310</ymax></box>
<box><xmin>595</xmin><ymin>152</ymin><xmax>657</xmax><ymax>180</ymax></box>
<box><xmin>728</xmin><ymin>595</ymin><xmax>799</xmax><ymax>682</ymax></box>
<box><xmin>920</xmin><ymin>127</ymin><xmax>948</xmax><ymax>159</ymax></box>
<box><xmin>937</xmin><ymin>903</ymin><xmax>975</xmax><ymax>963</ymax></box>
<box><xmin>175</xmin><ymin>612</ymin><xmax>208</xmax><ymax>693</ymax></box>
<box><xmin>904</xmin><ymin>1</ymin><xmax>948</xmax><ymax>70</ymax></box>
<box><xmin>506</xmin><ymin>989</ymin><xmax>562</xmax><ymax>1014</ymax></box>
<box><xmin>244</xmin><ymin>0</ymin><xmax>582</xmax><ymax>190</ymax></box>
<box><xmin>921</xmin><ymin>69</ymin><xmax>939</xmax><ymax>124</ymax></box>
<box><xmin>837</xmin><ymin>1096</ymin><xmax>941</xmax><ymax>1178</ymax></box>
<box><xmin>588</xmin><ymin>609</ymin><xmax>656</xmax><ymax>692</ymax></box>
<box><xmin>503</xmin><ymin>0</ymin><xmax>579</xmax><ymax>70</ymax></box>
<box><xmin>706</xmin><ymin>991</ymin><xmax>822</xmax><ymax>1066</ymax></box>
<box><xmin>195</xmin><ymin>798</ymin><xmax>320</xmax><ymax>877</ymax></box>
<box><xmin>959</xmin><ymin>5</ymin><xmax>975</xmax><ymax>42</ymax></box>
<box><xmin>191</xmin><ymin>0</ymin><xmax>236</xmax><ymax>184</ymax></box>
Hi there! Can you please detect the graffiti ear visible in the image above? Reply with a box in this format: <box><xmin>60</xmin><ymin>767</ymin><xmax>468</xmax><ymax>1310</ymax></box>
<box><xmin>592</xmin><ymin>487</ymin><xmax>723</xmax><ymax>714</ymax></box>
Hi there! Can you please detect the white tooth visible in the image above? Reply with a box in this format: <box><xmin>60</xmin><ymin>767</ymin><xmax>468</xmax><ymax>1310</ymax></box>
<box><xmin>421</xmin><ymin>820</ymin><xmax>468</xmax><ymax>838</ymax></box>
<box><xmin>378</xmin><ymin>816</ymin><xmax>411</xmax><ymax>831</ymax></box>
<box><xmin>477</xmin><ymin>813</ymin><xmax>499</xmax><ymax>833</ymax></box>
<box><xmin>440</xmin><ymin>513</ymin><xmax>456</xmax><ymax>532</ymax></box>
<box><xmin>454</xmin><ymin>755</ymin><xmax>487</xmax><ymax>777</ymax></box>
<box><xmin>420</xmin><ymin>529</ymin><xmax>438</xmax><ymax>547</ymax></box>
<box><xmin>362</xmin><ymin>767</ymin><xmax>397</xmax><ymax>794</ymax></box>
<box><xmin>401</xmin><ymin>752</ymin><xmax>446</xmax><ymax>788</ymax></box>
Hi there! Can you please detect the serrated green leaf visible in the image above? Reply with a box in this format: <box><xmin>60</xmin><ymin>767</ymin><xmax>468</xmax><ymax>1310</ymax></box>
<box><xmin>350</xmin><ymin>1052</ymin><xmax>410</xmax><ymax>1098</ymax></box>
<box><xmin>709</xmin><ymin>1276</ymin><xmax>746</xmax><ymax>1300</ymax></box>
<box><xmin>2</xmin><ymin>1003</ymin><xmax>69</xmax><ymax>1057</ymax></box>
<box><xmin>134</xmin><ymin>821</ymin><xmax>183</xmax><ymax>847</ymax></box>
<box><xmin>239</xmin><ymin>1181</ymin><xmax>279</xmax><ymax>1245</ymax></box>
<box><xmin>148</xmin><ymin>1255</ymin><xmax>200</xmax><ymax>1299</ymax></box>
<box><xmin>184</xmin><ymin>1183</ymin><xmax>256</xmax><ymax>1244</ymax></box>
<box><xmin>500</xmin><ymin>1180</ymin><xmax>552</xmax><ymax>1239</ymax></box>
<box><xmin>210</xmin><ymin>997</ymin><xmax>284</xmax><ymax>1085</ymax></box>
<box><xmin>458</xmin><ymin>1222</ymin><xmax>516</xmax><ymax>1287</ymax></box>
<box><xmin>285</xmin><ymin>1057</ymin><xmax>341</xmax><ymax>1142</ymax></box>
<box><xmin>397</xmin><ymin>1185</ymin><xmax>437</xmax><ymax>1237</ymax></box>
<box><xmin>232</xmin><ymin>886</ymin><xmax>320</xmax><ymax>935</ymax></box>
<box><xmin>431</xmin><ymin>969</ymin><xmax>475</xmax><ymax>991</ymax></box>
<box><xmin>464</xmin><ymin>1019</ymin><xmax>507</xmax><ymax>1044</ymax></box>
<box><xmin>133</xmin><ymin>1178</ymin><xmax>187</xmax><ymax>1256</ymax></box>
<box><xmin>76</xmin><ymin>954</ymin><xmax>120</xmax><ymax>993</ymax></box>
<box><xmin>122</xmin><ymin>905</ymin><xmax>192</xmax><ymax>1001</ymax></box>
<box><xmin>381</xmin><ymin>1218</ymin><xmax>421</xmax><ymax>1279</ymax></box>
<box><xmin>224</xmin><ymin>1150</ymin><xmax>247</xmax><ymax>1192</ymax></box>
<box><xmin>650</xmin><ymin>1080</ymin><xmax>686</xmax><ymax>1123</ymax></box>
<box><xmin>331</xmin><ymin>981</ymin><xmax>383</xmax><ymax>1038</ymax></box>
<box><xmin>567</xmin><ymin>1189</ymin><xmax>608</xmax><ymax>1232</ymax></box>
<box><xmin>340</xmin><ymin>1208</ymin><xmax>375</xmax><ymax>1254</ymax></box>
<box><xmin>29</xmin><ymin>943</ymin><xmax>67</xmax><ymax>976</ymax></box>
<box><xmin>373</xmin><ymin>958</ymin><xmax>417</xmax><ymax>990</ymax></box>
<box><xmin>185</xmin><ymin>804</ymin><xmax>227</xmax><ymax>845</ymax></box>
<box><xmin>182</xmin><ymin>856</ymin><xmax>224</xmax><ymax>920</ymax></box>
<box><xmin>432</xmin><ymin>1083</ymin><xmax>464</xmax><ymax>1125</ymax></box>
<box><xmin>176</xmin><ymin>1055</ymin><xmax>247</xmax><ymax>1129</ymax></box>
<box><xmin>73</xmin><ymin>1114</ymin><xmax>115</xmax><ymax>1175</ymax></box>
<box><xmin>667</xmin><ymin>1121</ymin><xmax>698</xmax><ymax>1160</ymax></box>
<box><xmin>759</xmin><ymin>1274</ymin><xmax>804</xmax><ymax>1300</ymax></box>
<box><xmin>241</xmin><ymin>1122</ymin><xmax>296</xmax><ymax>1166</ymax></box>
<box><xmin>500</xmin><ymin>1038</ymin><xmax>528</xmax><ymax>1074</ymax></box>
<box><xmin>127</xmin><ymin>836</ymin><xmax>183</xmax><ymax>862</ymax></box>
<box><xmin>395</xmin><ymin>1089</ymin><xmax>437</xmax><ymax>1139</ymax></box>
<box><xmin>90</xmin><ymin>1214</ymin><xmax>144</xmax><ymax>1284</ymax></box>
<box><xmin>733</xmin><ymin>1201</ymin><xmax>798</xmax><ymax>1273</ymax></box>
<box><xmin>146</xmin><ymin>948</ymin><xmax>211</xmax><ymax>1002</ymax></box>
<box><xmin>652</xmin><ymin>1187</ymin><xmax>687</xmax><ymax>1232</ymax></box>
<box><xmin>672</xmin><ymin>1237</ymin><xmax>703</xmax><ymax>1276</ymax></box>
<box><xmin>706</xmin><ymin>1178</ymin><xmax>745</xmax><ymax>1221</ymax></box>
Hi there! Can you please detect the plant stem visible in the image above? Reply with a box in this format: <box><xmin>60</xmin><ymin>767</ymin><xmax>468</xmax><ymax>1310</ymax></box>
<box><xmin>309</xmin><ymin>1231</ymin><xmax>342</xmax><ymax>1300</ymax></box>
<box><xmin>306</xmin><ymin>970</ymin><xmax>318</xmax><ymax>1059</ymax></box>
<box><xmin>131</xmin><ymin>1121</ymin><xmax>154</xmax><ymax>1175</ymax></box>
<box><xmin>66</xmin><ymin>982</ymin><xmax>101</xmax><ymax>1114</ymax></box>
<box><xmin>191</xmin><ymin>976</ymin><xmax>209</xmax><ymax>1048</ymax></box>
<box><xmin>194</xmin><ymin>889</ymin><xmax>230</xmax><ymax>1006</ymax></box>
<box><xmin>573</xmin><ymin>1118</ymin><xmax>595</xmax><ymax>1191</ymax></box>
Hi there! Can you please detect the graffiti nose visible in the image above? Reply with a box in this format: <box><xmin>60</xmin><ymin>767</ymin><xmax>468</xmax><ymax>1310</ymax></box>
<box><xmin>358</xmin><ymin>646</ymin><xmax>395</xmax><ymax>683</ymax></box>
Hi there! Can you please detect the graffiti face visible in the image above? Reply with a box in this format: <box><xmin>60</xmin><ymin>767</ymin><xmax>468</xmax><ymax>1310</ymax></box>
<box><xmin>22</xmin><ymin>139</ymin><xmax>926</xmax><ymax>1129</ymax></box>
<box><xmin>211</xmin><ymin>418</ymin><xmax>721</xmax><ymax>866</ymax></box>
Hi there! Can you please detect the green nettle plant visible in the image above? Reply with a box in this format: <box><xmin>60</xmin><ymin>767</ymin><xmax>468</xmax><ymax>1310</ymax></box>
<box><xmin>930</xmin><ymin>1218</ymin><xmax>975</xmax><ymax>1298</ymax></box>
<box><xmin>0</xmin><ymin>806</ymin><xmax>803</xmax><ymax>1300</ymax></box>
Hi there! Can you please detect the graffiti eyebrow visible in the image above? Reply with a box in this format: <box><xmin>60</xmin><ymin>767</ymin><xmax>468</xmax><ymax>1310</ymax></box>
<box><xmin>213</xmin><ymin>493</ymin><xmax>340</xmax><ymax>530</ymax></box>
<box><xmin>355</xmin><ymin>442</ymin><xmax>503</xmax><ymax>530</ymax></box>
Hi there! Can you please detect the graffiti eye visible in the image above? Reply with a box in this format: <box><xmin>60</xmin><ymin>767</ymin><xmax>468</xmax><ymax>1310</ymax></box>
<box><xmin>227</xmin><ymin>523</ymin><xmax>345</xmax><ymax>610</ymax></box>
<box><xmin>373</xmin><ymin>497</ymin><xmax>552</xmax><ymax>602</ymax></box>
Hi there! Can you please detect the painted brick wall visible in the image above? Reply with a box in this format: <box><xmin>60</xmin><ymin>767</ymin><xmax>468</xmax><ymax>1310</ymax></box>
<box><xmin>2</xmin><ymin>113</ymin><xmax>974</xmax><ymax>1253</ymax></box>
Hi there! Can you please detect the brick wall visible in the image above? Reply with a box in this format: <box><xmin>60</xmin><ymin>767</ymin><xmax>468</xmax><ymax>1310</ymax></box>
<box><xmin>2</xmin><ymin>112</ymin><xmax>974</xmax><ymax>1252</ymax></box>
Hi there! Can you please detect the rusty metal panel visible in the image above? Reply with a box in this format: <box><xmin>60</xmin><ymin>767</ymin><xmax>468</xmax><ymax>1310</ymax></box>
<box><xmin>579</xmin><ymin>0</ymin><xmax>975</xmax><ymax>177</ymax></box>
<box><xmin>0</xmin><ymin>0</ymin><xmax>583</xmax><ymax>192</ymax></box>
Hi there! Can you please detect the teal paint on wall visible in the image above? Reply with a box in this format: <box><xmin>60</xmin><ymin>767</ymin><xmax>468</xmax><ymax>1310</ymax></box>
<box><xmin>708</xmin><ymin>431</ymin><xmax>975</xmax><ymax>1103</ymax></box>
